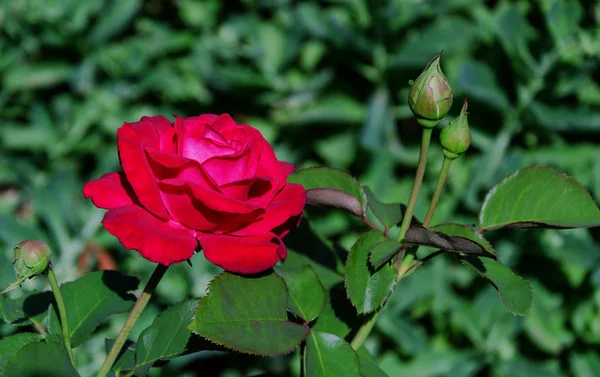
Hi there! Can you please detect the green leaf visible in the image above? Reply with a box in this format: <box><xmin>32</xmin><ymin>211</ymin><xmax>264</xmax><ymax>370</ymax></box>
<box><xmin>135</xmin><ymin>299</ymin><xmax>198</xmax><ymax>368</ymax></box>
<box><xmin>288</xmin><ymin>167</ymin><xmax>365</xmax><ymax>214</ymax></box>
<box><xmin>431</xmin><ymin>223</ymin><xmax>496</xmax><ymax>256</ymax></box>
<box><xmin>570</xmin><ymin>352</ymin><xmax>600</xmax><ymax>377</ymax></box>
<box><xmin>0</xmin><ymin>333</ymin><xmax>42</xmax><ymax>370</ymax></box>
<box><xmin>47</xmin><ymin>271</ymin><xmax>138</xmax><ymax>347</ymax></box>
<box><xmin>188</xmin><ymin>272</ymin><xmax>309</xmax><ymax>355</ymax></box>
<box><xmin>275</xmin><ymin>266</ymin><xmax>326</xmax><ymax>322</ymax></box>
<box><xmin>104</xmin><ymin>339</ymin><xmax>136</xmax><ymax>373</ymax></box>
<box><xmin>457</xmin><ymin>60</ymin><xmax>511</xmax><ymax>111</ymax></box>
<box><xmin>478</xmin><ymin>166</ymin><xmax>600</xmax><ymax>231</ymax></box>
<box><xmin>304</xmin><ymin>331</ymin><xmax>361</xmax><ymax>377</ymax></box>
<box><xmin>359</xmin><ymin>356</ymin><xmax>390</xmax><ymax>377</ymax></box>
<box><xmin>0</xmin><ymin>291</ymin><xmax>53</xmax><ymax>328</ymax></box>
<box><xmin>363</xmin><ymin>186</ymin><xmax>404</xmax><ymax>230</ymax></box>
<box><xmin>524</xmin><ymin>282</ymin><xmax>573</xmax><ymax>354</ymax></box>
<box><xmin>346</xmin><ymin>231</ymin><xmax>397</xmax><ymax>314</ymax></box>
<box><xmin>1</xmin><ymin>341</ymin><xmax>80</xmax><ymax>377</ymax></box>
<box><xmin>368</xmin><ymin>239</ymin><xmax>403</xmax><ymax>270</ymax></box>
<box><xmin>3</xmin><ymin>63</ymin><xmax>72</xmax><ymax>91</ymax></box>
<box><xmin>310</xmin><ymin>283</ymin><xmax>358</xmax><ymax>338</ymax></box>
<box><xmin>530</xmin><ymin>102</ymin><xmax>600</xmax><ymax>131</ymax></box>
<box><xmin>404</xmin><ymin>226</ymin><xmax>496</xmax><ymax>256</ymax></box>
<box><xmin>461</xmin><ymin>257</ymin><xmax>532</xmax><ymax>315</ymax></box>
<box><xmin>361</xmin><ymin>89</ymin><xmax>390</xmax><ymax>151</ymax></box>
<box><xmin>88</xmin><ymin>0</ymin><xmax>142</xmax><ymax>44</ymax></box>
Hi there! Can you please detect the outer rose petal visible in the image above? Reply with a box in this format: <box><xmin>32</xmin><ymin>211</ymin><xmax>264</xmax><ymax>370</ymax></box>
<box><xmin>233</xmin><ymin>183</ymin><xmax>306</xmax><ymax>236</ymax></box>
<box><xmin>198</xmin><ymin>233</ymin><xmax>286</xmax><ymax>274</ymax></box>
<box><xmin>83</xmin><ymin>172</ymin><xmax>136</xmax><ymax>210</ymax></box>
<box><xmin>117</xmin><ymin>134</ymin><xmax>169</xmax><ymax>219</ymax></box>
<box><xmin>102</xmin><ymin>205</ymin><xmax>197</xmax><ymax>265</ymax></box>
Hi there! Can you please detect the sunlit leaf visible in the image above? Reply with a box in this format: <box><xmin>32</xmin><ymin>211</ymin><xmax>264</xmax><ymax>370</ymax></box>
<box><xmin>479</xmin><ymin>166</ymin><xmax>600</xmax><ymax>231</ymax></box>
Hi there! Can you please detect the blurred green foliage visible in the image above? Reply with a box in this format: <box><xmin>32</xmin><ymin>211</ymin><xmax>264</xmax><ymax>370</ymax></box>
<box><xmin>1</xmin><ymin>0</ymin><xmax>600</xmax><ymax>376</ymax></box>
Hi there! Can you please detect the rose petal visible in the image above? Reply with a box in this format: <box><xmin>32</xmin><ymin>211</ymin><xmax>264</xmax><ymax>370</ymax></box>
<box><xmin>232</xmin><ymin>183</ymin><xmax>306</xmax><ymax>236</ymax></box>
<box><xmin>159</xmin><ymin>179</ymin><xmax>263</xmax><ymax>232</ymax></box>
<box><xmin>198</xmin><ymin>233</ymin><xmax>285</xmax><ymax>274</ymax></box>
<box><xmin>210</xmin><ymin>114</ymin><xmax>238</xmax><ymax>133</ymax></box>
<box><xmin>83</xmin><ymin>172</ymin><xmax>137</xmax><ymax>210</ymax></box>
<box><xmin>176</xmin><ymin>115</ymin><xmax>237</xmax><ymax>163</ymax></box>
<box><xmin>219</xmin><ymin>177</ymin><xmax>272</xmax><ymax>201</ymax></box>
<box><xmin>202</xmin><ymin>149</ymin><xmax>261</xmax><ymax>186</ymax></box>
<box><xmin>117</xmin><ymin>134</ymin><xmax>170</xmax><ymax>219</ymax></box>
<box><xmin>119</xmin><ymin>116</ymin><xmax>176</xmax><ymax>153</ymax></box>
<box><xmin>102</xmin><ymin>205</ymin><xmax>197</xmax><ymax>265</ymax></box>
<box><xmin>146</xmin><ymin>148</ymin><xmax>218</xmax><ymax>187</ymax></box>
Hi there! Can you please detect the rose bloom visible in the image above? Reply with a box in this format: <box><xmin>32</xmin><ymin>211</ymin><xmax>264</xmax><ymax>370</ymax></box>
<box><xmin>83</xmin><ymin>114</ymin><xmax>306</xmax><ymax>274</ymax></box>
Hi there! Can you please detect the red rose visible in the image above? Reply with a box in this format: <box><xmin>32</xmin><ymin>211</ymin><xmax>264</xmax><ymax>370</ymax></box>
<box><xmin>83</xmin><ymin>114</ymin><xmax>306</xmax><ymax>274</ymax></box>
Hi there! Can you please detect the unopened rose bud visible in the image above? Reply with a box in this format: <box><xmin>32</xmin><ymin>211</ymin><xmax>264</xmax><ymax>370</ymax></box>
<box><xmin>2</xmin><ymin>241</ymin><xmax>52</xmax><ymax>294</ymax></box>
<box><xmin>14</xmin><ymin>240</ymin><xmax>52</xmax><ymax>278</ymax></box>
<box><xmin>408</xmin><ymin>54</ymin><xmax>453</xmax><ymax>128</ymax></box>
<box><xmin>440</xmin><ymin>98</ymin><xmax>471</xmax><ymax>159</ymax></box>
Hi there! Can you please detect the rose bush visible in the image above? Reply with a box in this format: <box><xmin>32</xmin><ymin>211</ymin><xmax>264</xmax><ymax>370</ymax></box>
<box><xmin>83</xmin><ymin>114</ymin><xmax>306</xmax><ymax>274</ymax></box>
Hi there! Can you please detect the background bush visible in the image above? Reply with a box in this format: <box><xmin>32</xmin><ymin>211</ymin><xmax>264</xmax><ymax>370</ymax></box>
<box><xmin>1</xmin><ymin>0</ymin><xmax>600</xmax><ymax>376</ymax></box>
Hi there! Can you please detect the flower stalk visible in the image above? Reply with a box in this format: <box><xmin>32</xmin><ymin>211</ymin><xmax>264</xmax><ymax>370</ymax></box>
<box><xmin>47</xmin><ymin>265</ymin><xmax>76</xmax><ymax>366</ymax></box>
<box><xmin>97</xmin><ymin>263</ymin><xmax>168</xmax><ymax>377</ymax></box>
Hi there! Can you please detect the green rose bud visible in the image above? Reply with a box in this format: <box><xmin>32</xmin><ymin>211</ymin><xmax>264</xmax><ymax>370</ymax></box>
<box><xmin>2</xmin><ymin>240</ymin><xmax>52</xmax><ymax>294</ymax></box>
<box><xmin>14</xmin><ymin>240</ymin><xmax>52</xmax><ymax>279</ymax></box>
<box><xmin>408</xmin><ymin>54</ymin><xmax>453</xmax><ymax>128</ymax></box>
<box><xmin>440</xmin><ymin>98</ymin><xmax>471</xmax><ymax>159</ymax></box>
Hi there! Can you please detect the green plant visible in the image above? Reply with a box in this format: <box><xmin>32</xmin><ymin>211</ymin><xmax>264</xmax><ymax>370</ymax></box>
<box><xmin>2</xmin><ymin>1</ymin><xmax>600</xmax><ymax>376</ymax></box>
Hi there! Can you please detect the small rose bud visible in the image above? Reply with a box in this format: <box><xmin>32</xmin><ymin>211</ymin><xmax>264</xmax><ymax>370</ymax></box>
<box><xmin>2</xmin><ymin>241</ymin><xmax>52</xmax><ymax>294</ymax></box>
<box><xmin>440</xmin><ymin>98</ymin><xmax>471</xmax><ymax>159</ymax></box>
<box><xmin>408</xmin><ymin>54</ymin><xmax>453</xmax><ymax>128</ymax></box>
<box><xmin>14</xmin><ymin>240</ymin><xmax>51</xmax><ymax>279</ymax></box>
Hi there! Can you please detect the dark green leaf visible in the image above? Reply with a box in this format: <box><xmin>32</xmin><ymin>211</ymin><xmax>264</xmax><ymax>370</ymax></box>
<box><xmin>0</xmin><ymin>333</ymin><xmax>42</xmax><ymax>370</ymax></box>
<box><xmin>136</xmin><ymin>299</ymin><xmax>198</xmax><ymax>368</ymax></box>
<box><xmin>360</xmin><ymin>356</ymin><xmax>390</xmax><ymax>377</ymax></box>
<box><xmin>0</xmin><ymin>291</ymin><xmax>53</xmax><ymax>328</ymax></box>
<box><xmin>275</xmin><ymin>266</ymin><xmax>326</xmax><ymax>322</ymax></box>
<box><xmin>361</xmin><ymin>89</ymin><xmax>389</xmax><ymax>151</ymax></box>
<box><xmin>47</xmin><ymin>271</ymin><xmax>138</xmax><ymax>347</ymax></box>
<box><xmin>461</xmin><ymin>257</ymin><xmax>532</xmax><ymax>315</ymax></box>
<box><xmin>188</xmin><ymin>272</ymin><xmax>309</xmax><ymax>355</ymax></box>
<box><xmin>1</xmin><ymin>341</ymin><xmax>80</xmax><ymax>377</ymax></box>
<box><xmin>368</xmin><ymin>240</ymin><xmax>403</xmax><ymax>270</ymax></box>
<box><xmin>457</xmin><ymin>60</ymin><xmax>511</xmax><ymax>111</ymax></box>
<box><xmin>530</xmin><ymin>102</ymin><xmax>600</xmax><ymax>131</ymax></box>
<box><xmin>570</xmin><ymin>352</ymin><xmax>600</xmax><ymax>377</ymax></box>
<box><xmin>304</xmin><ymin>331</ymin><xmax>361</xmax><ymax>377</ymax></box>
<box><xmin>431</xmin><ymin>223</ymin><xmax>496</xmax><ymax>256</ymax></box>
<box><xmin>104</xmin><ymin>339</ymin><xmax>136</xmax><ymax>373</ymax></box>
<box><xmin>363</xmin><ymin>186</ymin><xmax>404</xmax><ymax>230</ymax></box>
<box><xmin>405</xmin><ymin>226</ymin><xmax>495</xmax><ymax>256</ymax></box>
<box><xmin>310</xmin><ymin>283</ymin><xmax>357</xmax><ymax>338</ymax></box>
<box><xmin>478</xmin><ymin>166</ymin><xmax>600</xmax><ymax>231</ymax></box>
<box><xmin>346</xmin><ymin>231</ymin><xmax>397</xmax><ymax>314</ymax></box>
<box><xmin>88</xmin><ymin>0</ymin><xmax>142</xmax><ymax>44</ymax></box>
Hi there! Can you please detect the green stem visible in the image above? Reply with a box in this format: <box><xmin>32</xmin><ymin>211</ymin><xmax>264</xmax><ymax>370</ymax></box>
<box><xmin>350</xmin><ymin>128</ymin><xmax>434</xmax><ymax>352</ymax></box>
<box><xmin>397</xmin><ymin>128</ymin><xmax>433</xmax><ymax>242</ymax></box>
<box><xmin>423</xmin><ymin>156</ymin><xmax>454</xmax><ymax>227</ymax></box>
<box><xmin>97</xmin><ymin>264</ymin><xmax>168</xmax><ymax>377</ymax></box>
<box><xmin>350</xmin><ymin>254</ymin><xmax>417</xmax><ymax>350</ymax></box>
<box><xmin>47</xmin><ymin>266</ymin><xmax>76</xmax><ymax>367</ymax></box>
<box><xmin>350</xmin><ymin>312</ymin><xmax>378</xmax><ymax>350</ymax></box>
